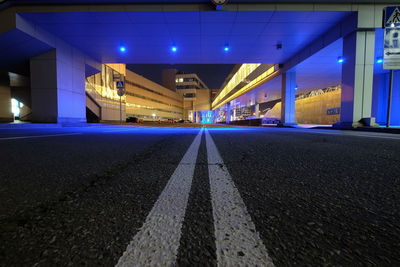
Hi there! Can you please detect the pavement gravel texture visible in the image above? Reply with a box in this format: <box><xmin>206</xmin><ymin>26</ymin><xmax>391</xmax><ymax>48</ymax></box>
<box><xmin>0</xmin><ymin>127</ymin><xmax>197</xmax><ymax>266</ymax></box>
<box><xmin>1</xmin><ymin>125</ymin><xmax>400</xmax><ymax>266</ymax></box>
<box><xmin>209</xmin><ymin>128</ymin><xmax>400</xmax><ymax>266</ymax></box>
<box><xmin>177</xmin><ymin>134</ymin><xmax>217</xmax><ymax>267</ymax></box>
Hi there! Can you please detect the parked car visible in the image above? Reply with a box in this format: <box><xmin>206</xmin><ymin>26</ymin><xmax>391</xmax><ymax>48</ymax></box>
<box><xmin>126</xmin><ymin>117</ymin><xmax>138</xmax><ymax>123</ymax></box>
<box><xmin>262</xmin><ymin>117</ymin><xmax>281</xmax><ymax>124</ymax></box>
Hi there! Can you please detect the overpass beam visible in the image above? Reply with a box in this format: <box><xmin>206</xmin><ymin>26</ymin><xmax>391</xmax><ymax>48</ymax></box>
<box><xmin>30</xmin><ymin>48</ymin><xmax>86</xmax><ymax>124</ymax></box>
<box><xmin>280</xmin><ymin>71</ymin><xmax>297</xmax><ymax>126</ymax></box>
<box><xmin>337</xmin><ymin>29</ymin><xmax>378</xmax><ymax>128</ymax></box>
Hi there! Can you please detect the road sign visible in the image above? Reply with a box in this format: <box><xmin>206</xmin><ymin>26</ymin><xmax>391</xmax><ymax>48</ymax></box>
<box><xmin>116</xmin><ymin>80</ymin><xmax>125</xmax><ymax>89</ymax></box>
<box><xmin>211</xmin><ymin>0</ymin><xmax>228</xmax><ymax>5</ymax></box>
<box><xmin>385</xmin><ymin>6</ymin><xmax>400</xmax><ymax>27</ymax></box>
<box><xmin>117</xmin><ymin>88</ymin><xmax>125</xmax><ymax>96</ymax></box>
<box><xmin>383</xmin><ymin>7</ymin><xmax>399</xmax><ymax>127</ymax></box>
<box><xmin>384</xmin><ymin>6</ymin><xmax>400</xmax><ymax>70</ymax></box>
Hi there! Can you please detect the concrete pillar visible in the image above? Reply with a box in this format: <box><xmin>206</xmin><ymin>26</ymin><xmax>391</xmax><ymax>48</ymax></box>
<box><xmin>280</xmin><ymin>71</ymin><xmax>297</xmax><ymax>126</ymax></box>
<box><xmin>226</xmin><ymin>102</ymin><xmax>231</xmax><ymax>124</ymax></box>
<box><xmin>336</xmin><ymin>30</ymin><xmax>378</xmax><ymax>128</ymax></box>
<box><xmin>0</xmin><ymin>72</ymin><xmax>13</xmax><ymax>122</ymax></box>
<box><xmin>255</xmin><ymin>102</ymin><xmax>260</xmax><ymax>118</ymax></box>
<box><xmin>30</xmin><ymin>48</ymin><xmax>86</xmax><ymax>124</ymax></box>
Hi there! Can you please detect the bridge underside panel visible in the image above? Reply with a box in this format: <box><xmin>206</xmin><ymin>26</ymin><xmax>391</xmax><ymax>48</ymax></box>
<box><xmin>0</xmin><ymin>29</ymin><xmax>52</xmax><ymax>74</ymax></box>
<box><xmin>19</xmin><ymin>11</ymin><xmax>350</xmax><ymax>64</ymax></box>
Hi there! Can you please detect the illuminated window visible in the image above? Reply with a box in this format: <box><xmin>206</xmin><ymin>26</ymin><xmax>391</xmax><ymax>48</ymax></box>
<box><xmin>11</xmin><ymin>98</ymin><xmax>20</xmax><ymax>117</ymax></box>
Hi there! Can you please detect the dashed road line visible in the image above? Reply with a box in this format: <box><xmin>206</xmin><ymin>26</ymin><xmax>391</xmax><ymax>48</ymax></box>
<box><xmin>116</xmin><ymin>129</ymin><xmax>203</xmax><ymax>267</ymax></box>
<box><xmin>0</xmin><ymin>133</ymin><xmax>82</xmax><ymax>141</ymax></box>
<box><xmin>205</xmin><ymin>129</ymin><xmax>275</xmax><ymax>267</ymax></box>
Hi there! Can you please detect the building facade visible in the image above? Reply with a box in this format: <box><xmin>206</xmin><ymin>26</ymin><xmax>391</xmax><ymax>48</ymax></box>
<box><xmin>125</xmin><ymin>70</ymin><xmax>184</xmax><ymax>121</ymax></box>
<box><xmin>175</xmin><ymin>72</ymin><xmax>211</xmax><ymax>122</ymax></box>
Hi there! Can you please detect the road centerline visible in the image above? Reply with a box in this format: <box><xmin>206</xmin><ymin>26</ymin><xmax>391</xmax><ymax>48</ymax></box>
<box><xmin>205</xmin><ymin>129</ymin><xmax>275</xmax><ymax>267</ymax></box>
<box><xmin>116</xmin><ymin>128</ymin><xmax>203</xmax><ymax>267</ymax></box>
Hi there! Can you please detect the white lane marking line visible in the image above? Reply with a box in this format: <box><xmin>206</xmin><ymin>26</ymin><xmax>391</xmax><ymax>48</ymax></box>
<box><xmin>116</xmin><ymin>129</ymin><xmax>203</xmax><ymax>267</ymax></box>
<box><xmin>0</xmin><ymin>133</ymin><xmax>82</xmax><ymax>141</ymax></box>
<box><xmin>205</xmin><ymin>129</ymin><xmax>275</xmax><ymax>267</ymax></box>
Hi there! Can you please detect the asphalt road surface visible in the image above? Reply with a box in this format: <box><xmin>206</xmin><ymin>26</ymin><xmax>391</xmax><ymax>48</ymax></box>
<box><xmin>0</xmin><ymin>125</ymin><xmax>399</xmax><ymax>266</ymax></box>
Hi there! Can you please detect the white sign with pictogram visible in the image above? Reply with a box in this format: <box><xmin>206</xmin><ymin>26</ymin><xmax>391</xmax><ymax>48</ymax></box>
<box><xmin>116</xmin><ymin>80</ymin><xmax>125</xmax><ymax>96</ymax></box>
<box><xmin>386</xmin><ymin>7</ymin><xmax>400</xmax><ymax>25</ymax></box>
<box><xmin>384</xmin><ymin>6</ymin><xmax>400</xmax><ymax>69</ymax></box>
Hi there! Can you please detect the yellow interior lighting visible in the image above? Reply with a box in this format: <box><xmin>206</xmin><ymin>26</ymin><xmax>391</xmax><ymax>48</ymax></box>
<box><xmin>212</xmin><ymin>65</ymin><xmax>278</xmax><ymax>110</ymax></box>
<box><xmin>212</xmin><ymin>64</ymin><xmax>261</xmax><ymax>107</ymax></box>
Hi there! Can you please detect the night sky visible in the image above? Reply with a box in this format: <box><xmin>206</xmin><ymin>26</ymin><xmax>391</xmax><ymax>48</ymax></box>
<box><xmin>126</xmin><ymin>64</ymin><xmax>235</xmax><ymax>89</ymax></box>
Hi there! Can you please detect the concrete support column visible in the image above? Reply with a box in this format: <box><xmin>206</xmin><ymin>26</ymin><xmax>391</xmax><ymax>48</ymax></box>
<box><xmin>0</xmin><ymin>72</ymin><xmax>13</xmax><ymax>122</ymax></box>
<box><xmin>30</xmin><ymin>48</ymin><xmax>86</xmax><ymax>124</ymax></box>
<box><xmin>337</xmin><ymin>30</ymin><xmax>378</xmax><ymax>128</ymax></box>
<box><xmin>255</xmin><ymin>102</ymin><xmax>260</xmax><ymax>118</ymax></box>
<box><xmin>280</xmin><ymin>71</ymin><xmax>297</xmax><ymax>126</ymax></box>
<box><xmin>226</xmin><ymin>102</ymin><xmax>231</xmax><ymax>124</ymax></box>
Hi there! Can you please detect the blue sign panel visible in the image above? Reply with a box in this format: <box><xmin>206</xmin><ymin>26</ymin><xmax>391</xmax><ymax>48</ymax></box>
<box><xmin>385</xmin><ymin>6</ymin><xmax>400</xmax><ymax>27</ymax></box>
<box><xmin>327</xmin><ymin>107</ymin><xmax>340</xmax><ymax>115</ymax></box>
<box><xmin>116</xmin><ymin>80</ymin><xmax>124</xmax><ymax>89</ymax></box>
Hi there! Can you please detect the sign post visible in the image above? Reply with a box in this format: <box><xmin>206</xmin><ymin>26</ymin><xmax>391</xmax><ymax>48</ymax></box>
<box><xmin>116</xmin><ymin>80</ymin><xmax>125</xmax><ymax>125</ymax></box>
<box><xmin>383</xmin><ymin>6</ymin><xmax>400</xmax><ymax>127</ymax></box>
<box><xmin>387</xmin><ymin>70</ymin><xmax>394</xmax><ymax>128</ymax></box>
<box><xmin>211</xmin><ymin>0</ymin><xmax>228</xmax><ymax>10</ymax></box>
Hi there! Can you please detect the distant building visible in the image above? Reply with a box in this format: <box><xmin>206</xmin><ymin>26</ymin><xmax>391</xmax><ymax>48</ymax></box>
<box><xmin>125</xmin><ymin>70</ymin><xmax>183</xmax><ymax>121</ymax></box>
<box><xmin>86</xmin><ymin>64</ymin><xmax>184</xmax><ymax>122</ymax></box>
<box><xmin>161</xmin><ymin>69</ymin><xmax>178</xmax><ymax>92</ymax></box>
<box><xmin>174</xmin><ymin>71</ymin><xmax>212</xmax><ymax>122</ymax></box>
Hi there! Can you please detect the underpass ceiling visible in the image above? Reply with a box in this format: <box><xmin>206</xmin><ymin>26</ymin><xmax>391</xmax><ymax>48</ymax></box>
<box><xmin>20</xmin><ymin>10</ymin><xmax>350</xmax><ymax>64</ymax></box>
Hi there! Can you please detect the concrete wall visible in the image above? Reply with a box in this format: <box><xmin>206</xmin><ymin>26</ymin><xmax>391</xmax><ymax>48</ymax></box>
<box><xmin>0</xmin><ymin>85</ymin><xmax>13</xmax><ymax>122</ymax></box>
<box><xmin>11</xmin><ymin>14</ymin><xmax>102</xmax><ymax>124</ymax></box>
<box><xmin>30</xmin><ymin>48</ymin><xmax>86</xmax><ymax>123</ymax></box>
<box><xmin>194</xmin><ymin>89</ymin><xmax>211</xmax><ymax>111</ymax></box>
<box><xmin>265</xmin><ymin>89</ymin><xmax>341</xmax><ymax>124</ymax></box>
<box><xmin>162</xmin><ymin>69</ymin><xmax>178</xmax><ymax>92</ymax></box>
<box><xmin>373</xmin><ymin>71</ymin><xmax>400</xmax><ymax>126</ymax></box>
<box><xmin>0</xmin><ymin>72</ymin><xmax>12</xmax><ymax>122</ymax></box>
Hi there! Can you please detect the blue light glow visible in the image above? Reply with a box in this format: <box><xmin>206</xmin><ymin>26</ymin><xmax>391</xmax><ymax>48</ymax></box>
<box><xmin>224</xmin><ymin>45</ymin><xmax>229</xmax><ymax>52</ymax></box>
<box><xmin>206</xmin><ymin>128</ymin><xmax>252</xmax><ymax>131</ymax></box>
<box><xmin>199</xmin><ymin>110</ymin><xmax>214</xmax><ymax>124</ymax></box>
<box><xmin>171</xmin><ymin>46</ymin><xmax>177</xmax><ymax>52</ymax></box>
<box><xmin>119</xmin><ymin>46</ymin><xmax>126</xmax><ymax>52</ymax></box>
<box><xmin>376</xmin><ymin>57</ymin><xmax>383</xmax><ymax>64</ymax></box>
<box><xmin>295</xmin><ymin>85</ymin><xmax>298</xmax><ymax>90</ymax></box>
<box><xmin>337</xmin><ymin>56</ymin><xmax>344</xmax><ymax>63</ymax></box>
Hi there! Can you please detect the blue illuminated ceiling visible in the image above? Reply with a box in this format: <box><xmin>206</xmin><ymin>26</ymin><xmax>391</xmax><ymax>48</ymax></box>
<box><xmin>20</xmin><ymin>10</ymin><xmax>350</xmax><ymax>63</ymax></box>
<box><xmin>0</xmin><ymin>0</ymin><xmax>393</xmax><ymax>7</ymax></box>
